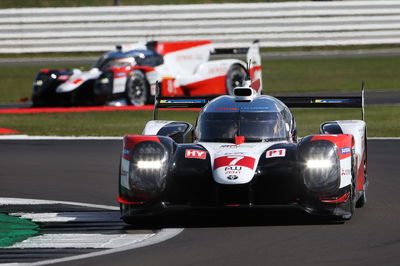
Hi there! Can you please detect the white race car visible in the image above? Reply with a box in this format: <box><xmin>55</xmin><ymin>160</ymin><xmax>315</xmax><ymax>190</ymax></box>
<box><xmin>32</xmin><ymin>40</ymin><xmax>262</xmax><ymax>107</ymax></box>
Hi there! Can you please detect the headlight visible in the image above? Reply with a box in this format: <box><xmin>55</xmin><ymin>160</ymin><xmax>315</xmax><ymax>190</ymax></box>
<box><xmin>94</xmin><ymin>71</ymin><xmax>114</xmax><ymax>95</ymax></box>
<box><xmin>129</xmin><ymin>141</ymin><xmax>168</xmax><ymax>195</ymax></box>
<box><xmin>299</xmin><ymin>140</ymin><xmax>340</xmax><ymax>193</ymax></box>
<box><xmin>306</xmin><ymin>159</ymin><xmax>332</xmax><ymax>169</ymax></box>
<box><xmin>137</xmin><ymin>160</ymin><xmax>162</xmax><ymax>169</ymax></box>
<box><xmin>35</xmin><ymin>80</ymin><xmax>43</xmax><ymax>86</ymax></box>
<box><xmin>99</xmin><ymin>77</ymin><xmax>109</xmax><ymax>84</ymax></box>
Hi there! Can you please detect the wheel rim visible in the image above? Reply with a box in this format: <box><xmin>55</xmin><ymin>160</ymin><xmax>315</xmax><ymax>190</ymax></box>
<box><xmin>226</xmin><ymin>66</ymin><xmax>246</xmax><ymax>95</ymax></box>
<box><xmin>127</xmin><ymin>74</ymin><xmax>147</xmax><ymax>105</ymax></box>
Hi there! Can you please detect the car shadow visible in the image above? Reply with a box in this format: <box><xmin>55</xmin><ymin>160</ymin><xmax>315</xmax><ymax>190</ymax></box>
<box><xmin>123</xmin><ymin>208</ymin><xmax>344</xmax><ymax>230</ymax></box>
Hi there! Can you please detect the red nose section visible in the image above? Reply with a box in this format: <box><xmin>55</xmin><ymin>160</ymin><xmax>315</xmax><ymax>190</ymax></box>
<box><xmin>234</xmin><ymin>136</ymin><xmax>245</xmax><ymax>145</ymax></box>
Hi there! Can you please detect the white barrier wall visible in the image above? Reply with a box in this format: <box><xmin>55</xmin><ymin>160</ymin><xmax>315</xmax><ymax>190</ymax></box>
<box><xmin>1</xmin><ymin>1</ymin><xmax>400</xmax><ymax>53</ymax></box>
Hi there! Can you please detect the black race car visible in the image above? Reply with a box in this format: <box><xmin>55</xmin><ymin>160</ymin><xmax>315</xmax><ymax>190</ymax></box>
<box><xmin>118</xmin><ymin>83</ymin><xmax>368</xmax><ymax>223</ymax></box>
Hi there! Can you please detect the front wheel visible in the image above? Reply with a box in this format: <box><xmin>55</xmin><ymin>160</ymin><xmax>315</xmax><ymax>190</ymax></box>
<box><xmin>125</xmin><ymin>71</ymin><xmax>149</xmax><ymax>106</ymax></box>
<box><xmin>226</xmin><ymin>64</ymin><xmax>247</xmax><ymax>95</ymax></box>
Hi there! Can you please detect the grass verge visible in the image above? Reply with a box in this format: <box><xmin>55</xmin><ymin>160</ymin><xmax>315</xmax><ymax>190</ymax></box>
<box><xmin>0</xmin><ymin>106</ymin><xmax>398</xmax><ymax>137</ymax></box>
<box><xmin>1</xmin><ymin>55</ymin><xmax>400</xmax><ymax>103</ymax></box>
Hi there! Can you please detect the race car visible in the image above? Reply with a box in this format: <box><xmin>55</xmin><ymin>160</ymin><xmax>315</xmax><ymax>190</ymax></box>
<box><xmin>31</xmin><ymin>40</ymin><xmax>262</xmax><ymax>107</ymax></box>
<box><xmin>118</xmin><ymin>82</ymin><xmax>368</xmax><ymax>223</ymax></box>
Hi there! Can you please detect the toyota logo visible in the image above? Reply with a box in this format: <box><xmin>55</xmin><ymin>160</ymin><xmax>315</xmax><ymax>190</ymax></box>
<box><xmin>227</xmin><ymin>175</ymin><xmax>239</xmax><ymax>180</ymax></box>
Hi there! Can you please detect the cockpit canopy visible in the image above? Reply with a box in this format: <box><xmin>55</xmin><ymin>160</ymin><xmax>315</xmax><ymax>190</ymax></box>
<box><xmin>93</xmin><ymin>49</ymin><xmax>163</xmax><ymax>71</ymax></box>
<box><xmin>195</xmin><ymin>95</ymin><xmax>295</xmax><ymax>143</ymax></box>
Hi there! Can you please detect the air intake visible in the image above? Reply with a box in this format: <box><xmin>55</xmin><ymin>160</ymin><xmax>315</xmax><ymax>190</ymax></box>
<box><xmin>233</xmin><ymin>87</ymin><xmax>256</xmax><ymax>102</ymax></box>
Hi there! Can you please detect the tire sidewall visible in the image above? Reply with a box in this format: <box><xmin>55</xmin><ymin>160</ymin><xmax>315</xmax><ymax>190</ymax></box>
<box><xmin>226</xmin><ymin>64</ymin><xmax>247</xmax><ymax>95</ymax></box>
<box><xmin>125</xmin><ymin>70</ymin><xmax>149</xmax><ymax>106</ymax></box>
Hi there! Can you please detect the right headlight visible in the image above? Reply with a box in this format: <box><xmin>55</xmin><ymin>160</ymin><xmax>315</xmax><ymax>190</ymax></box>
<box><xmin>299</xmin><ymin>140</ymin><xmax>340</xmax><ymax>193</ymax></box>
<box><xmin>129</xmin><ymin>141</ymin><xmax>168</xmax><ymax>196</ymax></box>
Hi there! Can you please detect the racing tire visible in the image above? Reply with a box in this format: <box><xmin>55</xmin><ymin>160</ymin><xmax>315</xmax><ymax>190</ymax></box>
<box><xmin>226</xmin><ymin>64</ymin><xmax>247</xmax><ymax>95</ymax></box>
<box><xmin>341</xmin><ymin>152</ymin><xmax>357</xmax><ymax>220</ymax></box>
<box><xmin>125</xmin><ymin>70</ymin><xmax>149</xmax><ymax>106</ymax></box>
<box><xmin>356</xmin><ymin>131</ymin><xmax>368</xmax><ymax>208</ymax></box>
<box><xmin>356</xmin><ymin>189</ymin><xmax>367</xmax><ymax>208</ymax></box>
<box><xmin>356</xmin><ymin>159</ymin><xmax>368</xmax><ymax>208</ymax></box>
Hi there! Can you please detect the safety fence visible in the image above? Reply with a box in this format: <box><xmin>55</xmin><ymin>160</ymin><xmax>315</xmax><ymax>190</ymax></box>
<box><xmin>1</xmin><ymin>1</ymin><xmax>400</xmax><ymax>53</ymax></box>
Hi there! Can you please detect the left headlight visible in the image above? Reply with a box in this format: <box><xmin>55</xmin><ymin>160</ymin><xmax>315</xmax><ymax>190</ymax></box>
<box><xmin>299</xmin><ymin>140</ymin><xmax>340</xmax><ymax>193</ymax></box>
<box><xmin>129</xmin><ymin>141</ymin><xmax>168</xmax><ymax>195</ymax></box>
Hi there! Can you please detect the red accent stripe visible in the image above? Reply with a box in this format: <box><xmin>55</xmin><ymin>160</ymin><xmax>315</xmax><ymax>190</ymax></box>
<box><xmin>357</xmin><ymin>152</ymin><xmax>366</xmax><ymax>192</ymax></box>
<box><xmin>117</xmin><ymin>196</ymin><xmax>144</xmax><ymax>205</ymax></box>
<box><xmin>320</xmin><ymin>192</ymin><xmax>350</xmax><ymax>203</ymax></box>
<box><xmin>72</xmin><ymin>78</ymin><xmax>83</xmax><ymax>84</ymax></box>
<box><xmin>214</xmin><ymin>155</ymin><xmax>256</xmax><ymax>170</ymax></box>
<box><xmin>310</xmin><ymin>134</ymin><xmax>353</xmax><ymax>160</ymax></box>
<box><xmin>155</xmin><ymin>40</ymin><xmax>212</xmax><ymax>55</ymax></box>
<box><xmin>123</xmin><ymin>135</ymin><xmax>161</xmax><ymax>160</ymax></box>
<box><xmin>183</xmin><ymin>75</ymin><xmax>226</xmax><ymax>96</ymax></box>
<box><xmin>0</xmin><ymin>128</ymin><xmax>21</xmax><ymax>135</ymax></box>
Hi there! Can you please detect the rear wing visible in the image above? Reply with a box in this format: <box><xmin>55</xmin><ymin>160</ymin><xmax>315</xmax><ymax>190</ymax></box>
<box><xmin>153</xmin><ymin>82</ymin><xmax>365</xmax><ymax>121</ymax></box>
<box><xmin>211</xmin><ymin>40</ymin><xmax>259</xmax><ymax>55</ymax></box>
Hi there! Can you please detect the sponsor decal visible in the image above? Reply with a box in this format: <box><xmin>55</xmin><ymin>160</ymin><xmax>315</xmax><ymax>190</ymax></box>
<box><xmin>215</xmin><ymin>107</ymin><xmax>238</xmax><ymax>111</ymax></box>
<box><xmin>239</xmin><ymin>106</ymin><xmax>270</xmax><ymax>110</ymax></box>
<box><xmin>121</xmin><ymin>169</ymin><xmax>128</xmax><ymax>176</ymax></box>
<box><xmin>266</xmin><ymin>149</ymin><xmax>286</xmax><ymax>158</ymax></box>
<box><xmin>115</xmin><ymin>72</ymin><xmax>126</xmax><ymax>77</ymax></box>
<box><xmin>340</xmin><ymin>147</ymin><xmax>351</xmax><ymax>154</ymax></box>
<box><xmin>208</xmin><ymin>66</ymin><xmax>228</xmax><ymax>75</ymax></box>
<box><xmin>159</xmin><ymin>99</ymin><xmax>206</xmax><ymax>104</ymax></box>
<box><xmin>57</xmin><ymin>75</ymin><xmax>70</xmax><ymax>81</ymax></box>
<box><xmin>225</xmin><ymin>166</ymin><xmax>242</xmax><ymax>171</ymax></box>
<box><xmin>224</xmin><ymin>166</ymin><xmax>242</xmax><ymax>175</ymax></box>
<box><xmin>214</xmin><ymin>155</ymin><xmax>255</xmax><ymax>170</ymax></box>
<box><xmin>341</xmin><ymin>169</ymin><xmax>351</xmax><ymax>176</ymax></box>
<box><xmin>224</xmin><ymin>152</ymin><xmax>245</xmax><ymax>155</ymax></box>
<box><xmin>226</xmin><ymin>175</ymin><xmax>239</xmax><ymax>180</ymax></box>
<box><xmin>123</xmin><ymin>148</ymin><xmax>130</xmax><ymax>156</ymax></box>
<box><xmin>185</xmin><ymin>149</ymin><xmax>206</xmax><ymax>159</ymax></box>
<box><xmin>220</xmin><ymin>145</ymin><xmax>237</xmax><ymax>148</ymax></box>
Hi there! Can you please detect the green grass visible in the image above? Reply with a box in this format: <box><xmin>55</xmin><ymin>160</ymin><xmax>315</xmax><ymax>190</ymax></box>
<box><xmin>0</xmin><ymin>0</ymin><xmax>300</xmax><ymax>9</ymax></box>
<box><xmin>1</xmin><ymin>56</ymin><xmax>400</xmax><ymax>103</ymax></box>
<box><xmin>1</xmin><ymin>106</ymin><xmax>399</xmax><ymax>137</ymax></box>
<box><xmin>264</xmin><ymin>56</ymin><xmax>400</xmax><ymax>93</ymax></box>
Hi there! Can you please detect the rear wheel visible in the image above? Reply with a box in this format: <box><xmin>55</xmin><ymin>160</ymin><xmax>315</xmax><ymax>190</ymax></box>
<box><xmin>356</xmin><ymin>157</ymin><xmax>368</xmax><ymax>208</ymax></box>
<box><xmin>342</xmin><ymin>151</ymin><xmax>357</xmax><ymax>220</ymax></box>
<box><xmin>226</xmin><ymin>64</ymin><xmax>247</xmax><ymax>95</ymax></box>
<box><xmin>125</xmin><ymin>70</ymin><xmax>149</xmax><ymax>106</ymax></box>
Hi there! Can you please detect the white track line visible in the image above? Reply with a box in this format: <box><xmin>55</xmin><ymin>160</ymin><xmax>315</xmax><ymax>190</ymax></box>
<box><xmin>9</xmin><ymin>211</ymin><xmax>120</xmax><ymax>222</ymax></box>
<box><xmin>0</xmin><ymin>197</ymin><xmax>183</xmax><ymax>266</ymax></box>
<box><xmin>30</xmin><ymin>228</ymin><xmax>183</xmax><ymax>266</ymax></box>
<box><xmin>0</xmin><ymin>197</ymin><xmax>119</xmax><ymax>210</ymax></box>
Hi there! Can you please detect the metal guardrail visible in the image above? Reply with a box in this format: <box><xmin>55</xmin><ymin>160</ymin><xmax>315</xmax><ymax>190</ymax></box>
<box><xmin>1</xmin><ymin>1</ymin><xmax>400</xmax><ymax>53</ymax></box>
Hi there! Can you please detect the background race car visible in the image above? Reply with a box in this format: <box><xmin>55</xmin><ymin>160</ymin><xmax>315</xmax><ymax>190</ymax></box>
<box><xmin>31</xmin><ymin>40</ymin><xmax>262</xmax><ymax>107</ymax></box>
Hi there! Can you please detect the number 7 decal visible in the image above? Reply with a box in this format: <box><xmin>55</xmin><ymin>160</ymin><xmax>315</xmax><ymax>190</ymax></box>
<box><xmin>227</xmin><ymin>155</ymin><xmax>244</xmax><ymax>165</ymax></box>
<box><xmin>214</xmin><ymin>155</ymin><xmax>256</xmax><ymax>170</ymax></box>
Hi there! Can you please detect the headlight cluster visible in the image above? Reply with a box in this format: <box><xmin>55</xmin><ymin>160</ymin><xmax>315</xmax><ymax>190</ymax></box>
<box><xmin>129</xmin><ymin>141</ymin><xmax>168</xmax><ymax>195</ymax></box>
<box><xmin>94</xmin><ymin>71</ymin><xmax>114</xmax><ymax>95</ymax></box>
<box><xmin>300</xmin><ymin>140</ymin><xmax>340</xmax><ymax>193</ymax></box>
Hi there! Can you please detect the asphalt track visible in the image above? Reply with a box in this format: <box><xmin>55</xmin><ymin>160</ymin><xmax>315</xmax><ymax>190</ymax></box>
<box><xmin>0</xmin><ymin>139</ymin><xmax>399</xmax><ymax>266</ymax></box>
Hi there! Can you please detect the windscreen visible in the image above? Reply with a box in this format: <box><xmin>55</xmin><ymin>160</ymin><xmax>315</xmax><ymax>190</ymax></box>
<box><xmin>94</xmin><ymin>57</ymin><xmax>136</xmax><ymax>71</ymax></box>
<box><xmin>196</xmin><ymin>111</ymin><xmax>289</xmax><ymax>142</ymax></box>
